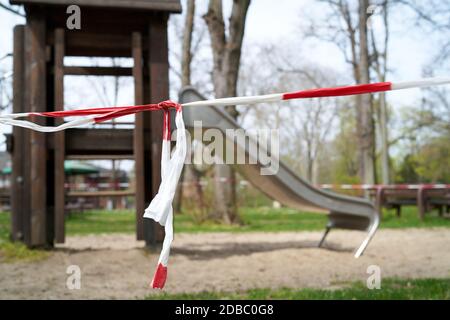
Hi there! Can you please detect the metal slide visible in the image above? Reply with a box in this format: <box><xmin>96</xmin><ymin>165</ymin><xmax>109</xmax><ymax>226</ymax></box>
<box><xmin>179</xmin><ymin>87</ymin><xmax>379</xmax><ymax>257</ymax></box>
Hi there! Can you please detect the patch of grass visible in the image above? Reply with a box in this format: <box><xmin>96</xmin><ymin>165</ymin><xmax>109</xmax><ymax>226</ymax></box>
<box><xmin>0</xmin><ymin>241</ymin><xmax>50</xmax><ymax>262</ymax></box>
<box><xmin>64</xmin><ymin>207</ymin><xmax>329</xmax><ymax>235</ymax></box>
<box><xmin>0</xmin><ymin>211</ymin><xmax>10</xmax><ymax>240</ymax></box>
<box><xmin>175</xmin><ymin>207</ymin><xmax>327</xmax><ymax>233</ymax></box>
<box><xmin>147</xmin><ymin>278</ymin><xmax>450</xmax><ymax>300</ymax></box>
<box><xmin>381</xmin><ymin>206</ymin><xmax>450</xmax><ymax>228</ymax></box>
<box><xmin>176</xmin><ymin>205</ymin><xmax>450</xmax><ymax>233</ymax></box>
<box><xmin>1</xmin><ymin>204</ymin><xmax>449</xmax><ymax>241</ymax></box>
<box><xmin>0</xmin><ymin>212</ymin><xmax>49</xmax><ymax>262</ymax></box>
<box><xmin>65</xmin><ymin>210</ymin><xmax>136</xmax><ymax>235</ymax></box>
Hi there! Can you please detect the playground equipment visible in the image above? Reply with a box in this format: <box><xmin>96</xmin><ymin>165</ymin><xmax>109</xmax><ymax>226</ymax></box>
<box><xmin>7</xmin><ymin>0</ymin><xmax>181</xmax><ymax>248</ymax></box>
<box><xmin>179</xmin><ymin>87</ymin><xmax>380</xmax><ymax>258</ymax></box>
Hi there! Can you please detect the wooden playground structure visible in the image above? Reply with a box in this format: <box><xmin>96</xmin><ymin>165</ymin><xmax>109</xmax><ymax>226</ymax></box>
<box><xmin>7</xmin><ymin>0</ymin><xmax>182</xmax><ymax>248</ymax></box>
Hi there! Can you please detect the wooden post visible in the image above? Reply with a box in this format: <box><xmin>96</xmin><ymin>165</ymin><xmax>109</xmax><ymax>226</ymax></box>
<box><xmin>375</xmin><ymin>187</ymin><xmax>384</xmax><ymax>220</ymax></box>
<box><xmin>132</xmin><ymin>32</ymin><xmax>145</xmax><ymax>240</ymax></box>
<box><xmin>54</xmin><ymin>28</ymin><xmax>65</xmax><ymax>243</ymax></box>
<box><xmin>418</xmin><ymin>186</ymin><xmax>426</xmax><ymax>221</ymax></box>
<box><xmin>27</xmin><ymin>10</ymin><xmax>48</xmax><ymax>247</ymax></box>
<box><xmin>11</xmin><ymin>25</ymin><xmax>26</xmax><ymax>242</ymax></box>
<box><xmin>142</xmin><ymin>56</ymin><xmax>156</xmax><ymax>247</ymax></box>
<box><xmin>148</xmin><ymin>16</ymin><xmax>169</xmax><ymax>245</ymax></box>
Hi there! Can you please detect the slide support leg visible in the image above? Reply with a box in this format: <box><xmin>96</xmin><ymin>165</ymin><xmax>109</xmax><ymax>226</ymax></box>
<box><xmin>318</xmin><ymin>226</ymin><xmax>331</xmax><ymax>248</ymax></box>
<box><xmin>354</xmin><ymin>212</ymin><xmax>380</xmax><ymax>258</ymax></box>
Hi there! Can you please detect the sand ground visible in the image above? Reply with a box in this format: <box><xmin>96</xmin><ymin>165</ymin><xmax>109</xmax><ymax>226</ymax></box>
<box><xmin>0</xmin><ymin>228</ymin><xmax>449</xmax><ymax>299</ymax></box>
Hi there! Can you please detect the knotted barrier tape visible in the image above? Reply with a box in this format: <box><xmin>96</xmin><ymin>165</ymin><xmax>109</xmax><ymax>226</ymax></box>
<box><xmin>143</xmin><ymin>108</ymin><xmax>186</xmax><ymax>288</ymax></box>
<box><xmin>1</xmin><ymin>76</ymin><xmax>449</xmax><ymax>288</ymax></box>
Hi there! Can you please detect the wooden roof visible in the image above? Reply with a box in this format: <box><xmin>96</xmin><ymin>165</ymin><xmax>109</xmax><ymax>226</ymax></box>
<box><xmin>10</xmin><ymin>0</ymin><xmax>182</xmax><ymax>13</ymax></box>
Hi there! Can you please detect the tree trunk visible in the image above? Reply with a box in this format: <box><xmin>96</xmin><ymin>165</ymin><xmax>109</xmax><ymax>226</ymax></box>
<box><xmin>379</xmin><ymin>92</ymin><xmax>390</xmax><ymax>184</ymax></box>
<box><xmin>204</xmin><ymin>0</ymin><xmax>250</xmax><ymax>223</ymax></box>
<box><xmin>305</xmin><ymin>140</ymin><xmax>313</xmax><ymax>183</ymax></box>
<box><xmin>174</xmin><ymin>0</ymin><xmax>197</xmax><ymax>214</ymax></box>
<box><xmin>372</xmin><ymin>1</ymin><xmax>390</xmax><ymax>184</ymax></box>
<box><xmin>358</xmin><ymin>0</ymin><xmax>375</xmax><ymax>186</ymax></box>
<box><xmin>181</xmin><ymin>0</ymin><xmax>195</xmax><ymax>88</ymax></box>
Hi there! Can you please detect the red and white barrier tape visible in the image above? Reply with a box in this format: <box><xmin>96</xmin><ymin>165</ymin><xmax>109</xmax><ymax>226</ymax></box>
<box><xmin>0</xmin><ymin>100</ymin><xmax>181</xmax><ymax>132</ymax></box>
<box><xmin>320</xmin><ymin>184</ymin><xmax>450</xmax><ymax>190</ymax></box>
<box><xmin>0</xmin><ymin>77</ymin><xmax>449</xmax><ymax>131</ymax></box>
<box><xmin>1</xmin><ymin>76</ymin><xmax>449</xmax><ymax>289</ymax></box>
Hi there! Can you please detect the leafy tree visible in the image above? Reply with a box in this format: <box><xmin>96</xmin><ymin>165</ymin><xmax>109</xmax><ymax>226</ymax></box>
<box><xmin>396</xmin><ymin>136</ymin><xmax>450</xmax><ymax>183</ymax></box>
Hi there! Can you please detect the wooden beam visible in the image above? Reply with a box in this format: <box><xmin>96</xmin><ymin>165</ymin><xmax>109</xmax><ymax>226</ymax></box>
<box><xmin>11</xmin><ymin>25</ymin><xmax>26</xmax><ymax>242</ymax></box>
<box><xmin>64</xmin><ymin>66</ymin><xmax>133</xmax><ymax>77</ymax></box>
<box><xmin>27</xmin><ymin>10</ymin><xmax>48</xmax><ymax>247</ymax></box>
<box><xmin>11</xmin><ymin>0</ymin><xmax>182</xmax><ymax>13</ymax></box>
<box><xmin>54</xmin><ymin>28</ymin><xmax>65</xmax><ymax>243</ymax></box>
<box><xmin>132</xmin><ymin>32</ymin><xmax>145</xmax><ymax>240</ymax></box>
<box><xmin>148</xmin><ymin>17</ymin><xmax>169</xmax><ymax>245</ymax></box>
<box><xmin>63</xmin><ymin>128</ymin><xmax>134</xmax><ymax>156</ymax></box>
<box><xmin>65</xmin><ymin>33</ymin><xmax>133</xmax><ymax>57</ymax></box>
<box><xmin>21</xmin><ymin>27</ymin><xmax>32</xmax><ymax>246</ymax></box>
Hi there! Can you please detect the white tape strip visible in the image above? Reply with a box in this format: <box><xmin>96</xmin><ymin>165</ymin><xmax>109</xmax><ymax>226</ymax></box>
<box><xmin>0</xmin><ymin>116</ymin><xmax>95</xmax><ymax>132</ymax></box>
<box><xmin>181</xmin><ymin>93</ymin><xmax>283</xmax><ymax>107</ymax></box>
<box><xmin>391</xmin><ymin>77</ymin><xmax>450</xmax><ymax>90</ymax></box>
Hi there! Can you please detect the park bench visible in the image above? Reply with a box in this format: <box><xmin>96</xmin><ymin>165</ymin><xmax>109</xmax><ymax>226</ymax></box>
<box><xmin>374</xmin><ymin>186</ymin><xmax>450</xmax><ymax>220</ymax></box>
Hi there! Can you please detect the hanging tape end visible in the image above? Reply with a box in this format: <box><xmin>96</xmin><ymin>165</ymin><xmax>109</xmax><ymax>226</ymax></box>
<box><xmin>151</xmin><ymin>263</ymin><xmax>168</xmax><ymax>289</ymax></box>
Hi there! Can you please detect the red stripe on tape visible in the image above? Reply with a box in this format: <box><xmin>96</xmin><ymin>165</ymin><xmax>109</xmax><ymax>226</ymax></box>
<box><xmin>163</xmin><ymin>110</ymin><xmax>171</xmax><ymax>140</ymax></box>
<box><xmin>283</xmin><ymin>82</ymin><xmax>392</xmax><ymax>100</ymax></box>
<box><xmin>33</xmin><ymin>100</ymin><xmax>181</xmax><ymax>124</ymax></box>
<box><xmin>151</xmin><ymin>263</ymin><xmax>168</xmax><ymax>289</ymax></box>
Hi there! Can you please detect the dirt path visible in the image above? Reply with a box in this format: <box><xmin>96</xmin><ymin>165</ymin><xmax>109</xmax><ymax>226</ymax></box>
<box><xmin>1</xmin><ymin>228</ymin><xmax>449</xmax><ymax>299</ymax></box>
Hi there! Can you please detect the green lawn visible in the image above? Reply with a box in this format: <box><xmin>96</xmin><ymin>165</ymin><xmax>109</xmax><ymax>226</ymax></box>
<box><xmin>65</xmin><ymin>210</ymin><xmax>136</xmax><ymax>235</ymax></box>
<box><xmin>73</xmin><ymin>206</ymin><xmax>450</xmax><ymax>235</ymax></box>
<box><xmin>147</xmin><ymin>278</ymin><xmax>450</xmax><ymax>300</ymax></box>
<box><xmin>1</xmin><ymin>205</ymin><xmax>449</xmax><ymax>239</ymax></box>
<box><xmin>380</xmin><ymin>206</ymin><xmax>450</xmax><ymax>228</ymax></box>
<box><xmin>175</xmin><ymin>206</ymin><xmax>450</xmax><ymax>233</ymax></box>
<box><xmin>175</xmin><ymin>207</ymin><xmax>328</xmax><ymax>233</ymax></box>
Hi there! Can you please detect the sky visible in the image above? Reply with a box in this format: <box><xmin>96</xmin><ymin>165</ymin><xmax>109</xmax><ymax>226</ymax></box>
<box><xmin>0</xmin><ymin>0</ymin><xmax>446</xmax><ymax>160</ymax></box>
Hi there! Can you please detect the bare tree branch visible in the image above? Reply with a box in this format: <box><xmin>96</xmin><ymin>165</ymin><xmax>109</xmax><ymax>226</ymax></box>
<box><xmin>181</xmin><ymin>0</ymin><xmax>196</xmax><ymax>87</ymax></box>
